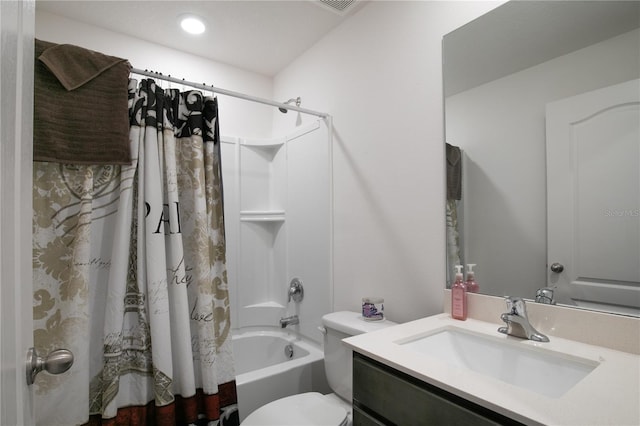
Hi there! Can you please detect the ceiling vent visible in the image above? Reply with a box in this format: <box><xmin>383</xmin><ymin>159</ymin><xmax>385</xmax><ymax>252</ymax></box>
<box><xmin>316</xmin><ymin>0</ymin><xmax>358</xmax><ymax>15</ymax></box>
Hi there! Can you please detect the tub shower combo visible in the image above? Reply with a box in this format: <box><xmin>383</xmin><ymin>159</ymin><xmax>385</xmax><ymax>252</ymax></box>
<box><xmin>220</xmin><ymin>118</ymin><xmax>332</xmax><ymax>421</ymax></box>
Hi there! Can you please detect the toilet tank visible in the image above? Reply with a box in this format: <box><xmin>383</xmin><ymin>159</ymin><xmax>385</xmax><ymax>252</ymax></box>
<box><xmin>321</xmin><ymin>311</ymin><xmax>396</xmax><ymax>402</ymax></box>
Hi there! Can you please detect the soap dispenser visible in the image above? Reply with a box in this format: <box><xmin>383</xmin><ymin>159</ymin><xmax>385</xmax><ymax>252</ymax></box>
<box><xmin>451</xmin><ymin>265</ymin><xmax>467</xmax><ymax>320</ymax></box>
<box><xmin>465</xmin><ymin>263</ymin><xmax>479</xmax><ymax>293</ymax></box>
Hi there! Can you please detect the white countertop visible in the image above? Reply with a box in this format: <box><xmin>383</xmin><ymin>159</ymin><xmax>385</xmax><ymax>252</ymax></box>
<box><xmin>343</xmin><ymin>313</ymin><xmax>640</xmax><ymax>426</ymax></box>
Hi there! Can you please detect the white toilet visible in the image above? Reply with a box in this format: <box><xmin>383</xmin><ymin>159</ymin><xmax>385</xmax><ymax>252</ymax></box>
<box><xmin>241</xmin><ymin>311</ymin><xmax>396</xmax><ymax>426</ymax></box>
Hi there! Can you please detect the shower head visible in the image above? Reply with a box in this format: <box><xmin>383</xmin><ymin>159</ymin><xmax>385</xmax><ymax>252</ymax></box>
<box><xmin>279</xmin><ymin>97</ymin><xmax>301</xmax><ymax>113</ymax></box>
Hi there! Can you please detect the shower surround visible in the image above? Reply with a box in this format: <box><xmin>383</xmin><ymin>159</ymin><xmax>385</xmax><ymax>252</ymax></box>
<box><xmin>220</xmin><ymin>120</ymin><xmax>333</xmax><ymax>418</ymax></box>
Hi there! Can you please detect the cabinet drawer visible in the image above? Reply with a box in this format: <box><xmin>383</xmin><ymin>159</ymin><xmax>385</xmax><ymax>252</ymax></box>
<box><xmin>353</xmin><ymin>353</ymin><xmax>517</xmax><ymax>426</ymax></box>
<box><xmin>353</xmin><ymin>406</ymin><xmax>386</xmax><ymax>426</ymax></box>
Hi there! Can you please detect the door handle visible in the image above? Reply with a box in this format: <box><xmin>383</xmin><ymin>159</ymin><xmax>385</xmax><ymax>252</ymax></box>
<box><xmin>550</xmin><ymin>262</ymin><xmax>564</xmax><ymax>273</ymax></box>
<box><xmin>26</xmin><ymin>347</ymin><xmax>74</xmax><ymax>385</ymax></box>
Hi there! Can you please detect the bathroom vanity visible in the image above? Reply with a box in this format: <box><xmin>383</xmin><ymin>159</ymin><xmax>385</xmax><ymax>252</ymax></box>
<box><xmin>344</xmin><ymin>303</ymin><xmax>640</xmax><ymax>426</ymax></box>
<box><xmin>352</xmin><ymin>352</ymin><xmax>521</xmax><ymax>425</ymax></box>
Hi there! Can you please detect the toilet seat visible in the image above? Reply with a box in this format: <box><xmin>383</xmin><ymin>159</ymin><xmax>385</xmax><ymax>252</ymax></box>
<box><xmin>241</xmin><ymin>392</ymin><xmax>349</xmax><ymax>426</ymax></box>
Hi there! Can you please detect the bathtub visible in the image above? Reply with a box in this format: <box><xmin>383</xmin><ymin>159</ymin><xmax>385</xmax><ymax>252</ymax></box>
<box><xmin>233</xmin><ymin>329</ymin><xmax>331</xmax><ymax>422</ymax></box>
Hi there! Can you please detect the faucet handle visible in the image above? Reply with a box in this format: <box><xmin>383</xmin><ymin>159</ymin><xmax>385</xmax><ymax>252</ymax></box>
<box><xmin>504</xmin><ymin>296</ymin><xmax>527</xmax><ymax>316</ymax></box>
<box><xmin>504</xmin><ymin>296</ymin><xmax>516</xmax><ymax>312</ymax></box>
<box><xmin>287</xmin><ymin>278</ymin><xmax>304</xmax><ymax>303</ymax></box>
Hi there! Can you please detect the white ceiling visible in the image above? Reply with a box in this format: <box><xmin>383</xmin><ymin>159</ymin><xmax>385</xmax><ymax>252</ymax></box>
<box><xmin>36</xmin><ymin>0</ymin><xmax>367</xmax><ymax>77</ymax></box>
<box><xmin>443</xmin><ymin>0</ymin><xmax>640</xmax><ymax>96</ymax></box>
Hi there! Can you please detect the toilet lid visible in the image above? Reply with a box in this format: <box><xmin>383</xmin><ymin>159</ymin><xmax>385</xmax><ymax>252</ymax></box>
<box><xmin>241</xmin><ymin>392</ymin><xmax>348</xmax><ymax>426</ymax></box>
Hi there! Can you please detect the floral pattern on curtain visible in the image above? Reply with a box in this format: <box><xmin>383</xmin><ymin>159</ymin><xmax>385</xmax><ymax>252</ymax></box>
<box><xmin>32</xmin><ymin>78</ymin><xmax>238</xmax><ymax>425</ymax></box>
<box><xmin>446</xmin><ymin>198</ymin><xmax>462</xmax><ymax>283</ymax></box>
<box><xmin>445</xmin><ymin>143</ymin><xmax>463</xmax><ymax>283</ymax></box>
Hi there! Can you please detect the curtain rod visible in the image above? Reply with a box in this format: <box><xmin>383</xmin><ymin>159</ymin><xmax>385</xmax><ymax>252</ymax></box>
<box><xmin>130</xmin><ymin>68</ymin><xmax>329</xmax><ymax>119</ymax></box>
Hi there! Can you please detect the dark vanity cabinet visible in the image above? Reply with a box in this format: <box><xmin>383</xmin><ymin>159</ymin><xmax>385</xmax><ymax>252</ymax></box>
<box><xmin>352</xmin><ymin>352</ymin><xmax>524</xmax><ymax>426</ymax></box>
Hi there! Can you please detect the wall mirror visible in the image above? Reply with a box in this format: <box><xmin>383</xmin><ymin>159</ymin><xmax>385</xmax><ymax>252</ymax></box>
<box><xmin>443</xmin><ymin>0</ymin><xmax>640</xmax><ymax>316</ymax></box>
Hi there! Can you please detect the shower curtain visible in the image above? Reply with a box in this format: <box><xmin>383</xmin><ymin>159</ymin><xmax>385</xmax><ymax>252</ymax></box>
<box><xmin>32</xmin><ymin>79</ymin><xmax>238</xmax><ymax>425</ymax></box>
<box><xmin>446</xmin><ymin>199</ymin><xmax>462</xmax><ymax>282</ymax></box>
<box><xmin>446</xmin><ymin>143</ymin><xmax>462</xmax><ymax>283</ymax></box>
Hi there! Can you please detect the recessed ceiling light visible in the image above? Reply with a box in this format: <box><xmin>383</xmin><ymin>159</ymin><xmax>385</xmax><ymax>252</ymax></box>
<box><xmin>180</xmin><ymin>15</ymin><xmax>206</xmax><ymax>35</ymax></box>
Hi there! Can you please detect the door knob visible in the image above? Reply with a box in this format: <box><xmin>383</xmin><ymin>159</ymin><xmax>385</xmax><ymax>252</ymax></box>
<box><xmin>550</xmin><ymin>262</ymin><xmax>564</xmax><ymax>273</ymax></box>
<box><xmin>26</xmin><ymin>347</ymin><xmax>74</xmax><ymax>385</ymax></box>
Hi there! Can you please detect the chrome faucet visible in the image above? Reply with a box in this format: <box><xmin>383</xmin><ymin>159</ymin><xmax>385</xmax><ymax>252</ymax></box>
<box><xmin>498</xmin><ymin>297</ymin><xmax>549</xmax><ymax>342</ymax></box>
<box><xmin>280</xmin><ymin>315</ymin><xmax>299</xmax><ymax>328</ymax></box>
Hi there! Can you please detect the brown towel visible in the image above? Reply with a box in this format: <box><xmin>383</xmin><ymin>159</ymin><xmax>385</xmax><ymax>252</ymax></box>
<box><xmin>34</xmin><ymin>39</ymin><xmax>132</xmax><ymax>164</ymax></box>
<box><xmin>446</xmin><ymin>143</ymin><xmax>462</xmax><ymax>200</ymax></box>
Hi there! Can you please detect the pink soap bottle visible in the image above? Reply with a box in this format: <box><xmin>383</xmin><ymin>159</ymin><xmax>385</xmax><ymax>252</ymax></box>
<box><xmin>451</xmin><ymin>265</ymin><xmax>467</xmax><ymax>320</ymax></box>
<box><xmin>465</xmin><ymin>263</ymin><xmax>480</xmax><ymax>293</ymax></box>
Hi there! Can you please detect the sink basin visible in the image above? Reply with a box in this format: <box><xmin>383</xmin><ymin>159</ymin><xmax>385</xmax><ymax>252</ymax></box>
<box><xmin>397</xmin><ymin>327</ymin><xmax>599</xmax><ymax>398</ymax></box>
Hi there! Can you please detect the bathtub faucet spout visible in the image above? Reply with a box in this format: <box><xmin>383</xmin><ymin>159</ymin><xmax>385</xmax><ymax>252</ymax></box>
<box><xmin>280</xmin><ymin>315</ymin><xmax>299</xmax><ymax>328</ymax></box>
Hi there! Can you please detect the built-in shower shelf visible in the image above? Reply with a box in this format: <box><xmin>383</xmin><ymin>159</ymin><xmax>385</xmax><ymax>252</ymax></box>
<box><xmin>240</xmin><ymin>210</ymin><xmax>286</xmax><ymax>222</ymax></box>
<box><xmin>244</xmin><ymin>301</ymin><xmax>285</xmax><ymax>309</ymax></box>
<box><xmin>241</xmin><ymin>137</ymin><xmax>285</xmax><ymax>148</ymax></box>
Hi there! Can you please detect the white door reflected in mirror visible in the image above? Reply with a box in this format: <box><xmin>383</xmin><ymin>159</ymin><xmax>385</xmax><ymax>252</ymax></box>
<box><xmin>546</xmin><ymin>78</ymin><xmax>640</xmax><ymax>316</ymax></box>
